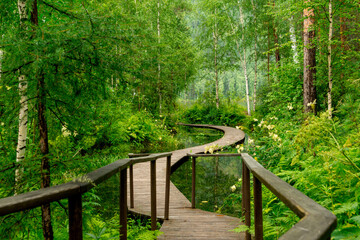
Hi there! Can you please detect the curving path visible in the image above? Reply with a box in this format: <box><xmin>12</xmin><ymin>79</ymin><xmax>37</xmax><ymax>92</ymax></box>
<box><xmin>128</xmin><ymin>124</ymin><xmax>246</xmax><ymax>239</ymax></box>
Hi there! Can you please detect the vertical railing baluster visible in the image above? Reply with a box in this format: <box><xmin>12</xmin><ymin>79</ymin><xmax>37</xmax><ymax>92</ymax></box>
<box><xmin>119</xmin><ymin>168</ymin><xmax>127</xmax><ymax>240</ymax></box>
<box><xmin>242</xmin><ymin>160</ymin><xmax>251</xmax><ymax>240</ymax></box>
<box><xmin>254</xmin><ymin>176</ymin><xmax>263</xmax><ymax>240</ymax></box>
<box><xmin>164</xmin><ymin>155</ymin><xmax>171</xmax><ymax>220</ymax></box>
<box><xmin>129</xmin><ymin>163</ymin><xmax>134</xmax><ymax>209</ymax></box>
<box><xmin>191</xmin><ymin>157</ymin><xmax>196</xmax><ymax>209</ymax></box>
<box><xmin>150</xmin><ymin>159</ymin><xmax>157</xmax><ymax>230</ymax></box>
<box><xmin>69</xmin><ymin>194</ymin><xmax>83</xmax><ymax>240</ymax></box>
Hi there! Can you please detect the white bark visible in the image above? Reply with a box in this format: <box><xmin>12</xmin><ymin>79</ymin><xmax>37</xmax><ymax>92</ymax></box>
<box><xmin>239</xmin><ymin>3</ymin><xmax>251</xmax><ymax>116</ymax></box>
<box><xmin>157</xmin><ymin>0</ymin><xmax>162</xmax><ymax>114</ymax></box>
<box><xmin>289</xmin><ymin>16</ymin><xmax>299</xmax><ymax>64</ymax></box>
<box><xmin>251</xmin><ymin>0</ymin><xmax>257</xmax><ymax>111</ymax></box>
<box><xmin>15</xmin><ymin>0</ymin><xmax>29</xmax><ymax>191</ymax></box>
<box><xmin>328</xmin><ymin>0</ymin><xmax>333</xmax><ymax>118</ymax></box>
<box><xmin>214</xmin><ymin>7</ymin><xmax>219</xmax><ymax>109</ymax></box>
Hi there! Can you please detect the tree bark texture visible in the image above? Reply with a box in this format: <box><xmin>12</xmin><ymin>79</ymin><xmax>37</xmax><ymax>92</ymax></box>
<box><xmin>214</xmin><ymin>7</ymin><xmax>220</xmax><ymax>109</ymax></box>
<box><xmin>327</xmin><ymin>0</ymin><xmax>333</xmax><ymax>118</ymax></box>
<box><xmin>251</xmin><ymin>0</ymin><xmax>257</xmax><ymax>111</ymax></box>
<box><xmin>38</xmin><ymin>73</ymin><xmax>54</xmax><ymax>240</ymax></box>
<box><xmin>15</xmin><ymin>0</ymin><xmax>29</xmax><ymax>192</ymax></box>
<box><xmin>303</xmin><ymin>2</ymin><xmax>317</xmax><ymax>114</ymax></box>
<box><xmin>239</xmin><ymin>3</ymin><xmax>251</xmax><ymax>116</ymax></box>
<box><xmin>289</xmin><ymin>16</ymin><xmax>299</xmax><ymax>64</ymax></box>
<box><xmin>157</xmin><ymin>0</ymin><xmax>162</xmax><ymax>114</ymax></box>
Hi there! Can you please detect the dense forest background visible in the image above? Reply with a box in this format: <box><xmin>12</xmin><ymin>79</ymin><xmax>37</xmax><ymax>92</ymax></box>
<box><xmin>0</xmin><ymin>0</ymin><xmax>359</xmax><ymax>239</ymax></box>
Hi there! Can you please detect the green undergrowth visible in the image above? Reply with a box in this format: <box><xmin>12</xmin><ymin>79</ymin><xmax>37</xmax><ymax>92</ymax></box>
<box><xmin>179</xmin><ymin>102</ymin><xmax>247</xmax><ymax>126</ymax></box>
<box><xmin>229</xmin><ymin>106</ymin><xmax>360</xmax><ymax>239</ymax></box>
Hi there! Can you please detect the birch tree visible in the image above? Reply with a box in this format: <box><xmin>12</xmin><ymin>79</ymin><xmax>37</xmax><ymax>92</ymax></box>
<box><xmin>303</xmin><ymin>0</ymin><xmax>317</xmax><ymax>114</ymax></box>
<box><xmin>238</xmin><ymin>1</ymin><xmax>251</xmax><ymax>116</ymax></box>
<box><xmin>15</xmin><ymin>0</ymin><xmax>29</xmax><ymax>191</ymax></box>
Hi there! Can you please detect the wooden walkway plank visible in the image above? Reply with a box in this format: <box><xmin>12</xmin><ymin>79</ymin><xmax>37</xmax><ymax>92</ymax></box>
<box><xmin>128</xmin><ymin>124</ymin><xmax>245</xmax><ymax>239</ymax></box>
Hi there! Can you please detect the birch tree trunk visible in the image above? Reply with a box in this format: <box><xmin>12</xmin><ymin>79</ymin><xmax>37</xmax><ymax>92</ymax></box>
<box><xmin>327</xmin><ymin>0</ymin><xmax>333</xmax><ymax>118</ymax></box>
<box><xmin>289</xmin><ymin>16</ymin><xmax>299</xmax><ymax>64</ymax></box>
<box><xmin>239</xmin><ymin>3</ymin><xmax>251</xmax><ymax>116</ymax></box>
<box><xmin>15</xmin><ymin>0</ymin><xmax>29</xmax><ymax>192</ymax></box>
<box><xmin>157</xmin><ymin>0</ymin><xmax>162</xmax><ymax>114</ymax></box>
<box><xmin>214</xmin><ymin>7</ymin><xmax>220</xmax><ymax>109</ymax></box>
<box><xmin>303</xmin><ymin>1</ymin><xmax>317</xmax><ymax>114</ymax></box>
<box><xmin>251</xmin><ymin>0</ymin><xmax>258</xmax><ymax>111</ymax></box>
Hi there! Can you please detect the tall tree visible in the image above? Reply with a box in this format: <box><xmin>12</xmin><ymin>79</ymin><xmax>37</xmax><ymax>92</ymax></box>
<box><xmin>214</xmin><ymin>6</ymin><xmax>220</xmax><ymax>109</ymax></box>
<box><xmin>303</xmin><ymin>0</ymin><xmax>317</xmax><ymax>113</ymax></box>
<box><xmin>327</xmin><ymin>0</ymin><xmax>333</xmax><ymax>118</ymax></box>
<box><xmin>15</xmin><ymin>0</ymin><xmax>29</xmax><ymax>191</ymax></box>
<box><xmin>238</xmin><ymin>1</ymin><xmax>251</xmax><ymax>116</ymax></box>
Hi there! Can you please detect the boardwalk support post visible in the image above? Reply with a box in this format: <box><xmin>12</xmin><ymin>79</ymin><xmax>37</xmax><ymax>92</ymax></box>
<box><xmin>151</xmin><ymin>159</ymin><xmax>157</xmax><ymax>230</ymax></box>
<box><xmin>69</xmin><ymin>194</ymin><xmax>83</xmax><ymax>240</ymax></box>
<box><xmin>165</xmin><ymin>155</ymin><xmax>171</xmax><ymax>220</ymax></box>
<box><xmin>192</xmin><ymin>156</ymin><xmax>196</xmax><ymax>209</ymax></box>
<box><xmin>129</xmin><ymin>164</ymin><xmax>134</xmax><ymax>208</ymax></box>
<box><xmin>120</xmin><ymin>168</ymin><xmax>127</xmax><ymax>240</ymax></box>
<box><xmin>242</xmin><ymin>160</ymin><xmax>251</xmax><ymax>240</ymax></box>
<box><xmin>254</xmin><ymin>176</ymin><xmax>263</xmax><ymax>240</ymax></box>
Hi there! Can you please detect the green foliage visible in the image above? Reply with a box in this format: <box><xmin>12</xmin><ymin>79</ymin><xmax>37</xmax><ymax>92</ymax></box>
<box><xmin>181</xmin><ymin>102</ymin><xmax>247</xmax><ymax>126</ymax></box>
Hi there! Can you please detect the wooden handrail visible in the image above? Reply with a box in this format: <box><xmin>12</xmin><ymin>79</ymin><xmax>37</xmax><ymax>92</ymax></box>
<box><xmin>0</xmin><ymin>152</ymin><xmax>172</xmax><ymax>240</ymax></box>
<box><xmin>187</xmin><ymin>153</ymin><xmax>337</xmax><ymax>240</ymax></box>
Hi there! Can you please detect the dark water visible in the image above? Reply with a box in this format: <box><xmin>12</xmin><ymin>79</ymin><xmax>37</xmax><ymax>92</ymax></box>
<box><xmin>171</xmin><ymin>126</ymin><xmax>243</xmax><ymax>217</ymax></box>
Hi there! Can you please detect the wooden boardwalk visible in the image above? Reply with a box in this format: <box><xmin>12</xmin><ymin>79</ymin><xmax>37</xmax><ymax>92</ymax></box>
<box><xmin>128</xmin><ymin>124</ymin><xmax>246</xmax><ymax>239</ymax></box>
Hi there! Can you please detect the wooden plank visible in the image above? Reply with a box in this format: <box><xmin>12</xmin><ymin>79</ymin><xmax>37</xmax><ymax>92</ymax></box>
<box><xmin>128</xmin><ymin>124</ymin><xmax>246</xmax><ymax>239</ymax></box>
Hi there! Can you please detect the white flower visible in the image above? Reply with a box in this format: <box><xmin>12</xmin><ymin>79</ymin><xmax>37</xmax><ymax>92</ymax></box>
<box><xmin>287</xmin><ymin>104</ymin><xmax>294</xmax><ymax>110</ymax></box>
<box><xmin>62</xmin><ymin>126</ymin><xmax>71</xmax><ymax>137</ymax></box>
<box><xmin>266</xmin><ymin>125</ymin><xmax>275</xmax><ymax>130</ymax></box>
<box><xmin>253</xmin><ymin>118</ymin><xmax>258</xmax><ymax>122</ymax></box>
<box><xmin>230</xmin><ymin>185</ymin><xmax>236</xmax><ymax>192</ymax></box>
<box><xmin>248</xmin><ymin>138</ymin><xmax>254</xmax><ymax>145</ymax></box>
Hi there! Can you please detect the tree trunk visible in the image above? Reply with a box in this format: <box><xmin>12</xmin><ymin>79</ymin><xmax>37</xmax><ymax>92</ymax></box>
<box><xmin>157</xmin><ymin>0</ymin><xmax>162</xmax><ymax>114</ymax></box>
<box><xmin>303</xmin><ymin>1</ymin><xmax>317</xmax><ymax>114</ymax></box>
<box><xmin>289</xmin><ymin>16</ymin><xmax>299</xmax><ymax>64</ymax></box>
<box><xmin>38</xmin><ymin>73</ymin><xmax>54</xmax><ymax>240</ymax></box>
<box><xmin>214</xmin><ymin>7</ymin><xmax>220</xmax><ymax>109</ymax></box>
<box><xmin>15</xmin><ymin>0</ymin><xmax>29</xmax><ymax>193</ymax></box>
<box><xmin>251</xmin><ymin>0</ymin><xmax>258</xmax><ymax>111</ymax></box>
<box><xmin>239</xmin><ymin>3</ymin><xmax>251</xmax><ymax>116</ymax></box>
<box><xmin>267</xmin><ymin>22</ymin><xmax>270</xmax><ymax>83</ymax></box>
<box><xmin>327</xmin><ymin>0</ymin><xmax>333</xmax><ymax>118</ymax></box>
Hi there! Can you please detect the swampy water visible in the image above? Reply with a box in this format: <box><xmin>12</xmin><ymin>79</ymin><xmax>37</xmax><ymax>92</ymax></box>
<box><xmin>172</xmin><ymin>126</ymin><xmax>243</xmax><ymax>218</ymax></box>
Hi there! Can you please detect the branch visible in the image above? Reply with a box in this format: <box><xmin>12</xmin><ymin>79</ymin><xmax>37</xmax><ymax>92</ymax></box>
<box><xmin>0</xmin><ymin>61</ymin><xmax>34</xmax><ymax>74</ymax></box>
<box><xmin>41</xmin><ymin>1</ymin><xmax>80</xmax><ymax>19</ymax></box>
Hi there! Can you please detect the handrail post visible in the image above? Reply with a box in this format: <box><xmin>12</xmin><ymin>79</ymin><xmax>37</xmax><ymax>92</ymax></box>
<box><xmin>164</xmin><ymin>155</ymin><xmax>171</xmax><ymax>220</ymax></box>
<box><xmin>129</xmin><ymin>164</ymin><xmax>134</xmax><ymax>208</ymax></box>
<box><xmin>242</xmin><ymin>160</ymin><xmax>251</xmax><ymax>240</ymax></box>
<box><xmin>120</xmin><ymin>168</ymin><xmax>127</xmax><ymax>240</ymax></box>
<box><xmin>191</xmin><ymin>156</ymin><xmax>196</xmax><ymax>209</ymax></box>
<box><xmin>69</xmin><ymin>194</ymin><xmax>83</xmax><ymax>240</ymax></box>
<box><xmin>254</xmin><ymin>176</ymin><xmax>263</xmax><ymax>240</ymax></box>
<box><xmin>151</xmin><ymin>159</ymin><xmax>157</xmax><ymax>230</ymax></box>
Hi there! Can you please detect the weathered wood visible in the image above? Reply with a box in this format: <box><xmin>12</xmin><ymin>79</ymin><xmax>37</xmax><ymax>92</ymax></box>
<box><xmin>254</xmin><ymin>176</ymin><xmax>263</xmax><ymax>240</ymax></box>
<box><xmin>129</xmin><ymin>164</ymin><xmax>134</xmax><ymax>208</ymax></box>
<box><xmin>164</xmin><ymin>155</ymin><xmax>171</xmax><ymax>220</ymax></box>
<box><xmin>192</xmin><ymin>157</ymin><xmax>196</xmax><ymax>209</ymax></box>
<box><xmin>119</xmin><ymin>168</ymin><xmax>127</xmax><ymax>240</ymax></box>
<box><xmin>188</xmin><ymin>153</ymin><xmax>242</xmax><ymax>157</ymax></box>
<box><xmin>241</xmin><ymin>153</ymin><xmax>337</xmax><ymax>240</ymax></box>
<box><xmin>129</xmin><ymin>124</ymin><xmax>246</xmax><ymax>239</ymax></box>
<box><xmin>150</xmin><ymin>160</ymin><xmax>157</xmax><ymax>231</ymax></box>
<box><xmin>242</xmin><ymin>161</ymin><xmax>251</xmax><ymax>240</ymax></box>
<box><xmin>69</xmin><ymin>194</ymin><xmax>83</xmax><ymax>240</ymax></box>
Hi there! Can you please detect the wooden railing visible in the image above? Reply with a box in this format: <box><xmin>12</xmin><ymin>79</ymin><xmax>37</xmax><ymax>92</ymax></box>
<box><xmin>0</xmin><ymin>152</ymin><xmax>172</xmax><ymax>240</ymax></box>
<box><xmin>188</xmin><ymin>153</ymin><xmax>337</xmax><ymax>240</ymax></box>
